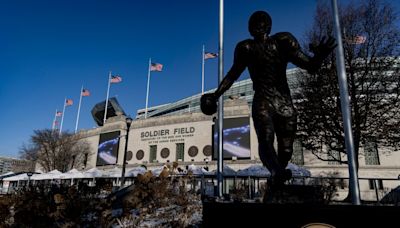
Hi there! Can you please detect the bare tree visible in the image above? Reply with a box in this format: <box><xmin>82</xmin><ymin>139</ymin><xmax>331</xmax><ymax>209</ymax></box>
<box><xmin>19</xmin><ymin>143</ymin><xmax>39</xmax><ymax>161</ymax></box>
<box><xmin>296</xmin><ymin>0</ymin><xmax>400</xmax><ymax>166</ymax></box>
<box><xmin>19</xmin><ymin>129</ymin><xmax>92</xmax><ymax>172</ymax></box>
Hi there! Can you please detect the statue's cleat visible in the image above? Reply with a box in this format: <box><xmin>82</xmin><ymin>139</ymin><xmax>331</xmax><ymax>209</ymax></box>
<box><xmin>271</xmin><ymin>169</ymin><xmax>292</xmax><ymax>187</ymax></box>
<box><xmin>283</xmin><ymin>169</ymin><xmax>292</xmax><ymax>181</ymax></box>
<box><xmin>263</xmin><ymin>181</ymin><xmax>276</xmax><ymax>203</ymax></box>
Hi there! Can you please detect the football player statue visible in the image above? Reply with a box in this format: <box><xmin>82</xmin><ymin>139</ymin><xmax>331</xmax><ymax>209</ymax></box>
<box><xmin>201</xmin><ymin>11</ymin><xmax>336</xmax><ymax>188</ymax></box>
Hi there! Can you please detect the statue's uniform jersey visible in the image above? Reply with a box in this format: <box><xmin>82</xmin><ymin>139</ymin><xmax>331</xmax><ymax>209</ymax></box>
<box><xmin>232</xmin><ymin>32</ymin><xmax>304</xmax><ymax>117</ymax></box>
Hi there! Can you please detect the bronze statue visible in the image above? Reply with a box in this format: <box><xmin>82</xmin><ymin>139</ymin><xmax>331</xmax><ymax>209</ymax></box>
<box><xmin>201</xmin><ymin>11</ymin><xmax>336</xmax><ymax>186</ymax></box>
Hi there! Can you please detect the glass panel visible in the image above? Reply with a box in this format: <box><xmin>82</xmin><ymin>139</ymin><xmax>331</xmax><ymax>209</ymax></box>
<box><xmin>364</xmin><ymin>141</ymin><xmax>380</xmax><ymax>165</ymax></box>
<box><xmin>291</xmin><ymin>139</ymin><xmax>304</xmax><ymax>165</ymax></box>
<box><xmin>176</xmin><ymin>143</ymin><xmax>185</xmax><ymax>161</ymax></box>
<box><xmin>150</xmin><ymin>145</ymin><xmax>157</xmax><ymax>163</ymax></box>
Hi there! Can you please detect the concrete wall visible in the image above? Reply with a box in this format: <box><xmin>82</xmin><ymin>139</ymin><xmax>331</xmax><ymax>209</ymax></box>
<box><xmin>129</xmin><ymin>118</ymin><xmax>213</xmax><ymax>164</ymax></box>
<box><xmin>82</xmin><ymin>98</ymin><xmax>255</xmax><ymax>169</ymax></box>
<box><xmin>77</xmin><ymin>98</ymin><xmax>400</xmax><ymax>195</ymax></box>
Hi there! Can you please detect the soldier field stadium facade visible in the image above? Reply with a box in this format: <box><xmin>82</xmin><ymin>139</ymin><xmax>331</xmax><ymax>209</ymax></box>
<box><xmin>37</xmin><ymin>68</ymin><xmax>400</xmax><ymax>201</ymax></box>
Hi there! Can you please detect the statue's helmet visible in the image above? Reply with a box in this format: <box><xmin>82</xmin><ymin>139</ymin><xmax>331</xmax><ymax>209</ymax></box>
<box><xmin>248</xmin><ymin>11</ymin><xmax>272</xmax><ymax>37</ymax></box>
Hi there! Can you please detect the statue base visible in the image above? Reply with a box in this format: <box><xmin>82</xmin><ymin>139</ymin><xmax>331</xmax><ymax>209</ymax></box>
<box><xmin>203</xmin><ymin>188</ymin><xmax>400</xmax><ymax>227</ymax></box>
<box><xmin>262</xmin><ymin>184</ymin><xmax>326</xmax><ymax>204</ymax></box>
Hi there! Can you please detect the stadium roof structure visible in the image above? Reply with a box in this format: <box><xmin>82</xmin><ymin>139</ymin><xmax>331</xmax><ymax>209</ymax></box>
<box><xmin>91</xmin><ymin>97</ymin><xmax>126</xmax><ymax>126</ymax></box>
<box><xmin>135</xmin><ymin>68</ymin><xmax>303</xmax><ymax>119</ymax></box>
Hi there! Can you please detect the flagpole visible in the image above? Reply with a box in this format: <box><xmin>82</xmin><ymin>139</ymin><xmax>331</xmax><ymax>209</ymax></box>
<box><xmin>217</xmin><ymin>0</ymin><xmax>224</xmax><ymax>198</ymax></box>
<box><xmin>202</xmin><ymin>45</ymin><xmax>205</xmax><ymax>95</ymax></box>
<box><xmin>59</xmin><ymin>98</ymin><xmax>67</xmax><ymax>134</ymax></box>
<box><xmin>104</xmin><ymin>72</ymin><xmax>111</xmax><ymax>125</ymax></box>
<box><xmin>75</xmin><ymin>85</ymin><xmax>83</xmax><ymax>133</ymax></box>
<box><xmin>145</xmin><ymin>58</ymin><xmax>151</xmax><ymax>119</ymax></box>
<box><xmin>52</xmin><ymin>109</ymin><xmax>58</xmax><ymax>130</ymax></box>
<box><xmin>331</xmin><ymin>0</ymin><xmax>361</xmax><ymax>205</ymax></box>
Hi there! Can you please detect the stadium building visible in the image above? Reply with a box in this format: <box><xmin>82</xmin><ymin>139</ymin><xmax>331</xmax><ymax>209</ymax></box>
<box><xmin>0</xmin><ymin>157</ymin><xmax>35</xmax><ymax>175</ymax></box>
<box><xmin>38</xmin><ymin>67</ymin><xmax>399</xmax><ymax>200</ymax></box>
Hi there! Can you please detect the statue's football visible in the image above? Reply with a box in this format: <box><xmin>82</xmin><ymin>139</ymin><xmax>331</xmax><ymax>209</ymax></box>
<box><xmin>200</xmin><ymin>93</ymin><xmax>217</xmax><ymax>115</ymax></box>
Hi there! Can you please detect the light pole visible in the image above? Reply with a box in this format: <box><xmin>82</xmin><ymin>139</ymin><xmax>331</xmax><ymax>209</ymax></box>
<box><xmin>27</xmin><ymin>172</ymin><xmax>33</xmax><ymax>187</ymax></box>
<box><xmin>120</xmin><ymin>116</ymin><xmax>133</xmax><ymax>188</ymax></box>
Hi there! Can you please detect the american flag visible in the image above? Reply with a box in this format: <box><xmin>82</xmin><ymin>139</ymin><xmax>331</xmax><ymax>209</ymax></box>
<box><xmin>81</xmin><ymin>89</ymin><xmax>90</xmax><ymax>96</ymax></box>
<box><xmin>349</xmin><ymin>35</ymin><xmax>366</xmax><ymax>44</ymax></box>
<box><xmin>150</xmin><ymin>63</ymin><xmax>163</xmax><ymax>72</ymax></box>
<box><xmin>110</xmin><ymin>75</ymin><xmax>122</xmax><ymax>83</ymax></box>
<box><xmin>65</xmin><ymin>99</ymin><xmax>73</xmax><ymax>106</ymax></box>
<box><xmin>204</xmin><ymin>52</ymin><xmax>218</xmax><ymax>59</ymax></box>
<box><xmin>56</xmin><ymin>111</ymin><xmax>62</xmax><ymax>117</ymax></box>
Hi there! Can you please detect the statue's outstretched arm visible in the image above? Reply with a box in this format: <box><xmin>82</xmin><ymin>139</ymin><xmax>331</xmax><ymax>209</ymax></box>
<box><xmin>200</xmin><ymin>43</ymin><xmax>247</xmax><ymax>116</ymax></box>
<box><xmin>214</xmin><ymin>43</ymin><xmax>247</xmax><ymax>98</ymax></box>
<box><xmin>291</xmin><ymin>36</ymin><xmax>336</xmax><ymax>74</ymax></box>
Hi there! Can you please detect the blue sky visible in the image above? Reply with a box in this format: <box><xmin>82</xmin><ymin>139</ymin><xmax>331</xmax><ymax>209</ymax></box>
<box><xmin>0</xmin><ymin>0</ymin><xmax>398</xmax><ymax>158</ymax></box>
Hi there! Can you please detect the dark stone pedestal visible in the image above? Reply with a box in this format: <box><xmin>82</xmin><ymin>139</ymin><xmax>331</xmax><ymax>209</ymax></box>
<box><xmin>203</xmin><ymin>185</ymin><xmax>399</xmax><ymax>227</ymax></box>
<box><xmin>203</xmin><ymin>201</ymin><xmax>400</xmax><ymax>227</ymax></box>
<box><xmin>263</xmin><ymin>184</ymin><xmax>326</xmax><ymax>204</ymax></box>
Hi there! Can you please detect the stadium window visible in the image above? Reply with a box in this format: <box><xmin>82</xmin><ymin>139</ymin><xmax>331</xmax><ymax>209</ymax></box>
<box><xmin>364</xmin><ymin>141</ymin><xmax>380</xmax><ymax>165</ymax></box>
<box><xmin>291</xmin><ymin>139</ymin><xmax>304</xmax><ymax>165</ymax></box>
<box><xmin>151</xmin><ymin>105</ymin><xmax>188</xmax><ymax>117</ymax></box>
<box><xmin>368</xmin><ymin>179</ymin><xmax>384</xmax><ymax>190</ymax></box>
<box><xmin>149</xmin><ymin>145</ymin><xmax>157</xmax><ymax>163</ymax></box>
<box><xmin>328</xmin><ymin>149</ymin><xmax>341</xmax><ymax>165</ymax></box>
<box><xmin>176</xmin><ymin>143</ymin><xmax>185</xmax><ymax>161</ymax></box>
<box><xmin>83</xmin><ymin>153</ymin><xmax>88</xmax><ymax>168</ymax></box>
<box><xmin>378</xmin><ymin>180</ymin><xmax>384</xmax><ymax>189</ymax></box>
